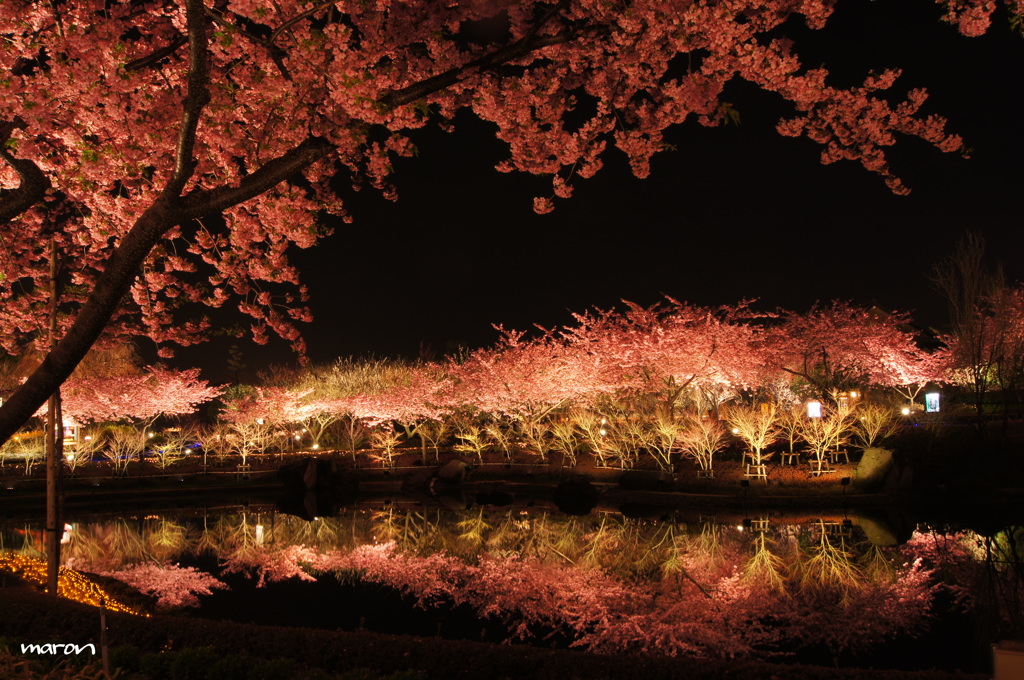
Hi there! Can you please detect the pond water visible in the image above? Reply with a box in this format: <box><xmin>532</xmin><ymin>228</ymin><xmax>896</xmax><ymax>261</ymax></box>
<box><xmin>1</xmin><ymin>496</ymin><xmax>1022</xmax><ymax>673</ymax></box>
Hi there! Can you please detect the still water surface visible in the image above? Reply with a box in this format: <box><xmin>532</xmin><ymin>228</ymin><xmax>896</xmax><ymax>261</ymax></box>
<box><xmin>2</xmin><ymin>500</ymin><xmax>1021</xmax><ymax>672</ymax></box>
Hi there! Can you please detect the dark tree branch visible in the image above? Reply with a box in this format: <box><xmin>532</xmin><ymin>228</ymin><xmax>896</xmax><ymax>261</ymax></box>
<box><xmin>124</xmin><ymin>34</ymin><xmax>188</xmax><ymax>72</ymax></box>
<box><xmin>205</xmin><ymin>6</ymin><xmax>293</xmax><ymax>80</ymax></box>
<box><xmin>0</xmin><ymin>119</ymin><xmax>50</xmax><ymax>227</ymax></box>
<box><xmin>379</xmin><ymin>32</ymin><xmax>572</xmax><ymax>110</ymax></box>
<box><xmin>164</xmin><ymin>0</ymin><xmax>211</xmax><ymax>198</ymax></box>
<box><xmin>0</xmin><ymin>137</ymin><xmax>335</xmax><ymax>445</ymax></box>
<box><xmin>268</xmin><ymin>1</ymin><xmax>336</xmax><ymax>46</ymax></box>
<box><xmin>179</xmin><ymin>136</ymin><xmax>334</xmax><ymax>219</ymax></box>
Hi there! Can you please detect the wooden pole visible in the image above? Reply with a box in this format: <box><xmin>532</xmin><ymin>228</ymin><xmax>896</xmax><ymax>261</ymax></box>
<box><xmin>100</xmin><ymin>596</ymin><xmax>110</xmax><ymax>679</ymax></box>
<box><xmin>45</xmin><ymin>237</ymin><xmax>63</xmax><ymax>596</ymax></box>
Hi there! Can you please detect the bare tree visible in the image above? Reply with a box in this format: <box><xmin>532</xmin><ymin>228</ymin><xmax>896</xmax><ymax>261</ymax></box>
<box><xmin>930</xmin><ymin>232</ymin><xmax>1004</xmax><ymax>427</ymax></box>
<box><xmin>677</xmin><ymin>414</ymin><xmax>727</xmax><ymax>478</ymax></box>
<box><xmin>726</xmin><ymin>402</ymin><xmax>780</xmax><ymax>469</ymax></box>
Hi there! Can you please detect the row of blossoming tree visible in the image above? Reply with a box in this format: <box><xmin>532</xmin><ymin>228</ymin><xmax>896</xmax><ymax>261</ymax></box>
<box><xmin>5</xmin><ymin>294</ymin><xmax>1022</xmax><ymax>478</ymax></box>
<box><xmin>229</xmin><ymin>295</ymin><xmax>1017</xmax><ymax>476</ymax></box>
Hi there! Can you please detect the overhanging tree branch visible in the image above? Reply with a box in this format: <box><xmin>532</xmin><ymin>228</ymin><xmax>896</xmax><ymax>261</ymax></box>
<box><xmin>165</xmin><ymin>0</ymin><xmax>212</xmax><ymax>198</ymax></box>
<box><xmin>0</xmin><ymin>2</ymin><xmax>590</xmax><ymax>446</ymax></box>
<box><xmin>0</xmin><ymin>120</ymin><xmax>51</xmax><ymax>227</ymax></box>
<box><xmin>379</xmin><ymin>33</ymin><xmax>574</xmax><ymax>110</ymax></box>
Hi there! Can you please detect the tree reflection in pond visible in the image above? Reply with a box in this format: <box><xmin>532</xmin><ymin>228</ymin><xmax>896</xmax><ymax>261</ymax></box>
<box><xmin>3</xmin><ymin>508</ymin><xmax>1021</xmax><ymax>664</ymax></box>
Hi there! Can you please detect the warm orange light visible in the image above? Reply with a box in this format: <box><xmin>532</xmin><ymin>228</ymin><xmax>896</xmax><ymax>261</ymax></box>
<box><xmin>0</xmin><ymin>552</ymin><xmax>146</xmax><ymax>616</ymax></box>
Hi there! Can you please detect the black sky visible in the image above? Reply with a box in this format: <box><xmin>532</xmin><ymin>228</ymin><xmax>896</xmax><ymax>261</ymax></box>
<box><xmin>171</xmin><ymin>0</ymin><xmax>1024</xmax><ymax>383</ymax></box>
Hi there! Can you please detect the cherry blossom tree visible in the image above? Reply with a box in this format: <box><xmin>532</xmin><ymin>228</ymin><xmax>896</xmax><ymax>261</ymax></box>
<box><xmin>768</xmin><ymin>303</ymin><xmax>937</xmax><ymax>401</ymax></box>
<box><xmin>2</xmin><ymin>0</ymin><xmax>1016</xmax><ymax>448</ymax></box>
<box><xmin>561</xmin><ymin>300</ymin><xmax>767</xmax><ymax>414</ymax></box>
<box><xmin>101</xmin><ymin>561</ymin><xmax>226</xmax><ymax>609</ymax></box>
<box><xmin>219</xmin><ymin>386</ymin><xmax>314</xmax><ymax>462</ymax></box>
<box><xmin>56</xmin><ymin>366</ymin><xmax>222</xmax><ymax>424</ymax></box>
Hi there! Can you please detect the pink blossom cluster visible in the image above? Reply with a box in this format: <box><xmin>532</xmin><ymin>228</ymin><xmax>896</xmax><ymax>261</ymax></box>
<box><xmin>1</xmin><ymin>0</ymin><xmax>1015</xmax><ymax>361</ymax></box>
<box><xmin>302</xmin><ymin>299</ymin><xmax>942</xmax><ymax>430</ymax></box>
<box><xmin>49</xmin><ymin>366</ymin><xmax>223</xmax><ymax>423</ymax></box>
<box><xmin>101</xmin><ymin>562</ymin><xmax>227</xmax><ymax>608</ymax></box>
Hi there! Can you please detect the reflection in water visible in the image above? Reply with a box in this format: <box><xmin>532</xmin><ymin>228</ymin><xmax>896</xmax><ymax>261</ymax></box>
<box><xmin>2</xmin><ymin>508</ymin><xmax>1021</xmax><ymax>663</ymax></box>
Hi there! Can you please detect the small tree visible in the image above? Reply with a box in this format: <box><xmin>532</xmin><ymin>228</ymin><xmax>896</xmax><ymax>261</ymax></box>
<box><xmin>3</xmin><ymin>432</ymin><xmax>44</xmax><ymax>475</ymax></box>
<box><xmin>571</xmin><ymin>408</ymin><xmax>615</xmax><ymax>468</ymax></box>
<box><xmin>648</xmin><ymin>407</ymin><xmax>682</xmax><ymax>473</ymax></box>
<box><xmin>198</xmin><ymin>424</ymin><xmax>235</xmax><ymax>465</ymax></box>
<box><xmin>515</xmin><ymin>415</ymin><xmax>551</xmax><ymax>462</ymax></box>
<box><xmin>104</xmin><ymin>426</ymin><xmax>146</xmax><ymax>476</ymax></box>
<box><xmin>797</xmin><ymin>403</ymin><xmax>855</xmax><ymax>473</ymax></box>
<box><xmin>854</xmin><ymin>402</ymin><xmax>899</xmax><ymax>449</ymax></box>
<box><xmin>418</xmin><ymin>418</ymin><xmax>452</xmax><ymax>461</ymax></box>
<box><xmin>548</xmin><ymin>415</ymin><xmax>583</xmax><ymax>467</ymax></box>
<box><xmin>452</xmin><ymin>425</ymin><xmax>490</xmax><ymax>465</ymax></box>
<box><xmin>677</xmin><ymin>414</ymin><xmax>727</xmax><ymax>478</ymax></box>
<box><xmin>150</xmin><ymin>428</ymin><xmax>195</xmax><ymax>471</ymax></box>
<box><xmin>301</xmin><ymin>410</ymin><xmax>341</xmax><ymax>452</ymax></box>
<box><xmin>485</xmin><ymin>419</ymin><xmax>517</xmax><ymax>462</ymax></box>
<box><xmin>776</xmin><ymin>403</ymin><xmax>804</xmax><ymax>454</ymax></box>
<box><xmin>338</xmin><ymin>413</ymin><xmax>371</xmax><ymax>460</ymax></box>
<box><xmin>370</xmin><ymin>426</ymin><xmax>404</xmax><ymax>469</ymax></box>
<box><xmin>726</xmin><ymin>402</ymin><xmax>780</xmax><ymax>468</ymax></box>
<box><xmin>607</xmin><ymin>417</ymin><xmax>648</xmax><ymax>469</ymax></box>
<box><xmin>64</xmin><ymin>426</ymin><xmax>103</xmax><ymax>474</ymax></box>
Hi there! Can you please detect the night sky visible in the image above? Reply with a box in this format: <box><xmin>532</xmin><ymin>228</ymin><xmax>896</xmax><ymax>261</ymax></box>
<box><xmin>171</xmin><ymin>1</ymin><xmax>1024</xmax><ymax>383</ymax></box>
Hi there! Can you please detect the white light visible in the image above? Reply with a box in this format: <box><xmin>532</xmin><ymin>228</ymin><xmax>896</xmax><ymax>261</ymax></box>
<box><xmin>807</xmin><ymin>401</ymin><xmax>822</xmax><ymax>418</ymax></box>
<box><xmin>850</xmin><ymin>391</ymin><xmax>858</xmax><ymax>399</ymax></box>
<box><xmin>600</xmin><ymin>418</ymin><xmax>607</xmax><ymax>425</ymax></box>
<box><xmin>925</xmin><ymin>392</ymin><xmax>941</xmax><ymax>413</ymax></box>
<box><xmin>148</xmin><ymin>432</ymin><xmax>155</xmax><ymax>438</ymax></box>
<box><xmin>731</xmin><ymin>427</ymin><xmax>740</xmax><ymax>435</ymax></box>
<box><xmin>736</xmin><ymin>525</ymin><xmax>744</xmax><ymax>532</ymax></box>
<box><xmin>598</xmin><ymin>429</ymin><xmax>607</xmax><ymax>436</ymax></box>
<box><xmin>312</xmin><ymin>444</ymin><xmax>319</xmax><ymax>450</ymax></box>
<box><xmin>84</xmin><ymin>436</ymin><xmax>92</xmax><ymax>441</ymax></box>
<box><xmin>295</xmin><ymin>435</ymin><xmax>301</xmax><ymax>440</ymax></box>
<box><xmin>901</xmin><ymin>407</ymin><xmax>911</xmax><ymax>416</ymax></box>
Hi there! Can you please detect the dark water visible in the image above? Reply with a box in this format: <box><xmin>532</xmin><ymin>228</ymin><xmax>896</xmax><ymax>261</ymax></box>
<box><xmin>1</xmin><ymin>499</ymin><xmax>1021</xmax><ymax>672</ymax></box>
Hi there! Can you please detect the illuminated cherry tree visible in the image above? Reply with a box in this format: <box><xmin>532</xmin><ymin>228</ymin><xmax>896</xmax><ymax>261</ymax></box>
<box><xmin>767</xmin><ymin>303</ymin><xmax>940</xmax><ymax>400</ymax></box>
<box><xmin>55</xmin><ymin>366</ymin><xmax>222</xmax><ymax>423</ymax></box>
<box><xmin>561</xmin><ymin>300</ymin><xmax>767</xmax><ymax>411</ymax></box>
<box><xmin>1</xmin><ymin>0</ymin><xmax>1015</xmax><ymax>446</ymax></box>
